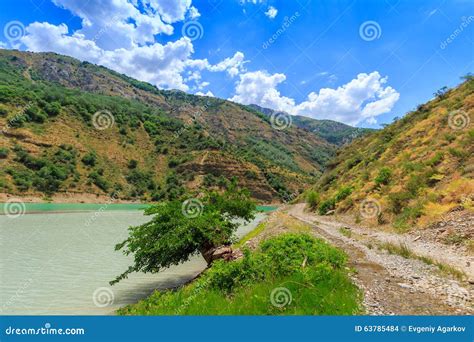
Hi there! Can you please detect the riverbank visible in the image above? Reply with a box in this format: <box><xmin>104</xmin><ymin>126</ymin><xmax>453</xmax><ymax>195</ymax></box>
<box><xmin>118</xmin><ymin>209</ymin><xmax>362</xmax><ymax>315</ymax></box>
<box><xmin>0</xmin><ymin>208</ymin><xmax>268</xmax><ymax>315</ymax></box>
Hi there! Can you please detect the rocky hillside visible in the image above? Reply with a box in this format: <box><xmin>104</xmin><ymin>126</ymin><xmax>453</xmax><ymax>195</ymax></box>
<box><xmin>309</xmin><ymin>77</ymin><xmax>473</xmax><ymax>241</ymax></box>
<box><xmin>0</xmin><ymin>49</ymin><xmax>338</xmax><ymax>203</ymax></box>
<box><xmin>249</xmin><ymin>104</ymin><xmax>373</xmax><ymax>146</ymax></box>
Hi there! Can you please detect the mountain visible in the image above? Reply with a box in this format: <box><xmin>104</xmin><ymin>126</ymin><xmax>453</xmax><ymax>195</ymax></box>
<box><xmin>248</xmin><ymin>104</ymin><xmax>374</xmax><ymax>146</ymax></box>
<box><xmin>310</xmin><ymin>77</ymin><xmax>473</xmax><ymax>232</ymax></box>
<box><xmin>0</xmin><ymin>49</ymin><xmax>340</xmax><ymax>203</ymax></box>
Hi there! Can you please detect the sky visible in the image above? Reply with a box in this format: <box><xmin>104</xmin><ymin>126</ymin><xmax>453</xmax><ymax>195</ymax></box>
<box><xmin>0</xmin><ymin>0</ymin><xmax>472</xmax><ymax>128</ymax></box>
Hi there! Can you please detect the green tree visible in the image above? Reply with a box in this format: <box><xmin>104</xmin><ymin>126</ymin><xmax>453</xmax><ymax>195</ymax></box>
<box><xmin>111</xmin><ymin>183</ymin><xmax>256</xmax><ymax>285</ymax></box>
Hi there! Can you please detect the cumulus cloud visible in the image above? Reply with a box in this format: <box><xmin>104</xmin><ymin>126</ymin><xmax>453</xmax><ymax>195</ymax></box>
<box><xmin>17</xmin><ymin>0</ymin><xmax>246</xmax><ymax>92</ymax></box>
<box><xmin>265</xmin><ymin>6</ymin><xmax>278</xmax><ymax>19</ymax></box>
<box><xmin>207</xmin><ymin>52</ymin><xmax>247</xmax><ymax>77</ymax></box>
<box><xmin>229</xmin><ymin>70</ymin><xmax>295</xmax><ymax>112</ymax></box>
<box><xmin>229</xmin><ymin>71</ymin><xmax>399</xmax><ymax>126</ymax></box>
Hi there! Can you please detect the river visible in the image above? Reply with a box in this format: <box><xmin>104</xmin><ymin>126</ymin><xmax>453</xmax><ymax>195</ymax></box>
<box><xmin>0</xmin><ymin>204</ymin><xmax>270</xmax><ymax>315</ymax></box>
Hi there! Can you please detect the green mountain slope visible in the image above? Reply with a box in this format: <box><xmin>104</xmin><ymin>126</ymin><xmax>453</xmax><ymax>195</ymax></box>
<box><xmin>0</xmin><ymin>49</ymin><xmax>338</xmax><ymax>202</ymax></box>
<box><xmin>249</xmin><ymin>104</ymin><xmax>374</xmax><ymax>146</ymax></box>
<box><xmin>309</xmin><ymin>77</ymin><xmax>474</xmax><ymax>232</ymax></box>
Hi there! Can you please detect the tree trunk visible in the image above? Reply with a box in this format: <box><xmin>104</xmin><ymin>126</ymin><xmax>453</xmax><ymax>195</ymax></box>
<box><xmin>199</xmin><ymin>244</ymin><xmax>233</xmax><ymax>265</ymax></box>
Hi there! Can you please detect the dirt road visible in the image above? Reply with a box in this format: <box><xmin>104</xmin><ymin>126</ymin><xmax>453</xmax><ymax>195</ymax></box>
<box><xmin>284</xmin><ymin>204</ymin><xmax>473</xmax><ymax>315</ymax></box>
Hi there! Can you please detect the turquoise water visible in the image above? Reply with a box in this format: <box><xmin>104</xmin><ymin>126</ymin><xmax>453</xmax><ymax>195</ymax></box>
<box><xmin>0</xmin><ymin>208</ymin><xmax>267</xmax><ymax>315</ymax></box>
<box><xmin>0</xmin><ymin>202</ymin><xmax>277</xmax><ymax>214</ymax></box>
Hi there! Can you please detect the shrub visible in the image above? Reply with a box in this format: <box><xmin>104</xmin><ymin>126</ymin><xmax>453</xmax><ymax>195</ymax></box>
<box><xmin>81</xmin><ymin>151</ymin><xmax>97</xmax><ymax>167</ymax></box>
<box><xmin>319</xmin><ymin>198</ymin><xmax>336</xmax><ymax>215</ymax></box>
<box><xmin>0</xmin><ymin>147</ymin><xmax>8</xmax><ymax>159</ymax></box>
<box><xmin>375</xmin><ymin>167</ymin><xmax>392</xmax><ymax>186</ymax></box>
<box><xmin>306</xmin><ymin>191</ymin><xmax>320</xmax><ymax>210</ymax></box>
<box><xmin>388</xmin><ymin>191</ymin><xmax>412</xmax><ymax>214</ymax></box>
<box><xmin>128</xmin><ymin>159</ymin><xmax>138</xmax><ymax>169</ymax></box>
<box><xmin>334</xmin><ymin>186</ymin><xmax>352</xmax><ymax>202</ymax></box>
<box><xmin>89</xmin><ymin>171</ymin><xmax>109</xmax><ymax>191</ymax></box>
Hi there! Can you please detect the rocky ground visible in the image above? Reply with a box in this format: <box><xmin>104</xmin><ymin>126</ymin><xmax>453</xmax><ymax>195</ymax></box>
<box><xmin>247</xmin><ymin>204</ymin><xmax>473</xmax><ymax>315</ymax></box>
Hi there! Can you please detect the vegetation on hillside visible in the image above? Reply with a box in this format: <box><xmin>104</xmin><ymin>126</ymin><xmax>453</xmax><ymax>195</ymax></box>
<box><xmin>308</xmin><ymin>77</ymin><xmax>474</xmax><ymax>235</ymax></box>
<box><xmin>117</xmin><ymin>233</ymin><xmax>361</xmax><ymax>315</ymax></box>
<box><xmin>0</xmin><ymin>49</ymin><xmax>337</xmax><ymax>202</ymax></box>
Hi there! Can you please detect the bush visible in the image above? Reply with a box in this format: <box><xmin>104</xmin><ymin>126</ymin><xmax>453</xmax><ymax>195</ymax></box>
<box><xmin>375</xmin><ymin>167</ymin><xmax>392</xmax><ymax>186</ymax></box>
<box><xmin>81</xmin><ymin>151</ymin><xmax>97</xmax><ymax>167</ymax></box>
<box><xmin>0</xmin><ymin>147</ymin><xmax>8</xmax><ymax>159</ymax></box>
<box><xmin>319</xmin><ymin>198</ymin><xmax>336</xmax><ymax>215</ymax></box>
<box><xmin>334</xmin><ymin>186</ymin><xmax>352</xmax><ymax>202</ymax></box>
<box><xmin>388</xmin><ymin>192</ymin><xmax>412</xmax><ymax>214</ymax></box>
<box><xmin>306</xmin><ymin>191</ymin><xmax>320</xmax><ymax>210</ymax></box>
<box><xmin>128</xmin><ymin>159</ymin><xmax>138</xmax><ymax>169</ymax></box>
<box><xmin>89</xmin><ymin>171</ymin><xmax>109</xmax><ymax>191</ymax></box>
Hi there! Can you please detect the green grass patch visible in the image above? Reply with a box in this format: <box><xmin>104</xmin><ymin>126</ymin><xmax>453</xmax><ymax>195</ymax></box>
<box><xmin>118</xmin><ymin>233</ymin><xmax>361</xmax><ymax>315</ymax></box>
<box><xmin>378</xmin><ymin>242</ymin><xmax>465</xmax><ymax>281</ymax></box>
<box><xmin>234</xmin><ymin>222</ymin><xmax>267</xmax><ymax>249</ymax></box>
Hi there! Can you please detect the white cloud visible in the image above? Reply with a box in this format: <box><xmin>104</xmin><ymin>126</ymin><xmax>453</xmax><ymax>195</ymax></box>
<box><xmin>196</xmin><ymin>90</ymin><xmax>214</xmax><ymax>97</ymax></box>
<box><xmin>21</xmin><ymin>22</ymin><xmax>195</xmax><ymax>90</ymax></box>
<box><xmin>229</xmin><ymin>71</ymin><xmax>399</xmax><ymax>126</ymax></box>
<box><xmin>207</xmin><ymin>52</ymin><xmax>247</xmax><ymax>77</ymax></box>
<box><xmin>17</xmin><ymin>1</ymin><xmax>247</xmax><ymax>92</ymax></box>
<box><xmin>265</xmin><ymin>6</ymin><xmax>278</xmax><ymax>19</ymax></box>
<box><xmin>229</xmin><ymin>70</ymin><xmax>295</xmax><ymax>112</ymax></box>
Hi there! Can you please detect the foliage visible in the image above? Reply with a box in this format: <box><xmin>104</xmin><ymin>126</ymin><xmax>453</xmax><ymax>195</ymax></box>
<box><xmin>306</xmin><ymin>191</ymin><xmax>320</xmax><ymax>210</ymax></box>
<box><xmin>111</xmin><ymin>183</ymin><xmax>256</xmax><ymax>285</ymax></box>
<box><xmin>318</xmin><ymin>198</ymin><xmax>336</xmax><ymax>215</ymax></box>
<box><xmin>375</xmin><ymin>167</ymin><xmax>392</xmax><ymax>186</ymax></box>
<box><xmin>118</xmin><ymin>233</ymin><xmax>360</xmax><ymax>315</ymax></box>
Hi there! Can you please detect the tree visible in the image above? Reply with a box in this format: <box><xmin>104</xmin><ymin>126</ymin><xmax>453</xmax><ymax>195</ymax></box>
<box><xmin>110</xmin><ymin>183</ymin><xmax>256</xmax><ymax>285</ymax></box>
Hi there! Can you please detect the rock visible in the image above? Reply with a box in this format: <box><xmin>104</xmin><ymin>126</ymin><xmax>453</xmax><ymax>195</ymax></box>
<box><xmin>325</xmin><ymin>210</ymin><xmax>335</xmax><ymax>215</ymax></box>
<box><xmin>398</xmin><ymin>283</ymin><xmax>412</xmax><ymax>289</ymax></box>
<box><xmin>412</xmin><ymin>275</ymin><xmax>421</xmax><ymax>279</ymax></box>
<box><xmin>413</xmin><ymin>235</ymin><xmax>421</xmax><ymax>242</ymax></box>
<box><xmin>467</xmin><ymin>279</ymin><xmax>474</xmax><ymax>285</ymax></box>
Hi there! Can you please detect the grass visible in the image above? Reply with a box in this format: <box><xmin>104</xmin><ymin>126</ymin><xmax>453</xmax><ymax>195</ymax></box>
<box><xmin>234</xmin><ymin>221</ymin><xmax>267</xmax><ymax>248</ymax></box>
<box><xmin>339</xmin><ymin>227</ymin><xmax>352</xmax><ymax>238</ymax></box>
<box><xmin>118</xmin><ymin>233</ymin><xmax>362</xmax><ymax>315</ymax></box>
<box><xmin>377</xmin><ymin>241</ymin><xmax>465</xmax><ymax>281</ymax></box>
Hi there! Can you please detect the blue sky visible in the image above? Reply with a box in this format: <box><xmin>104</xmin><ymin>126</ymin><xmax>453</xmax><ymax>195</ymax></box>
<box><xmin>0</xmin><ymin>0</ymin><xmax>472</xmax><ymax>127</ymax></box>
